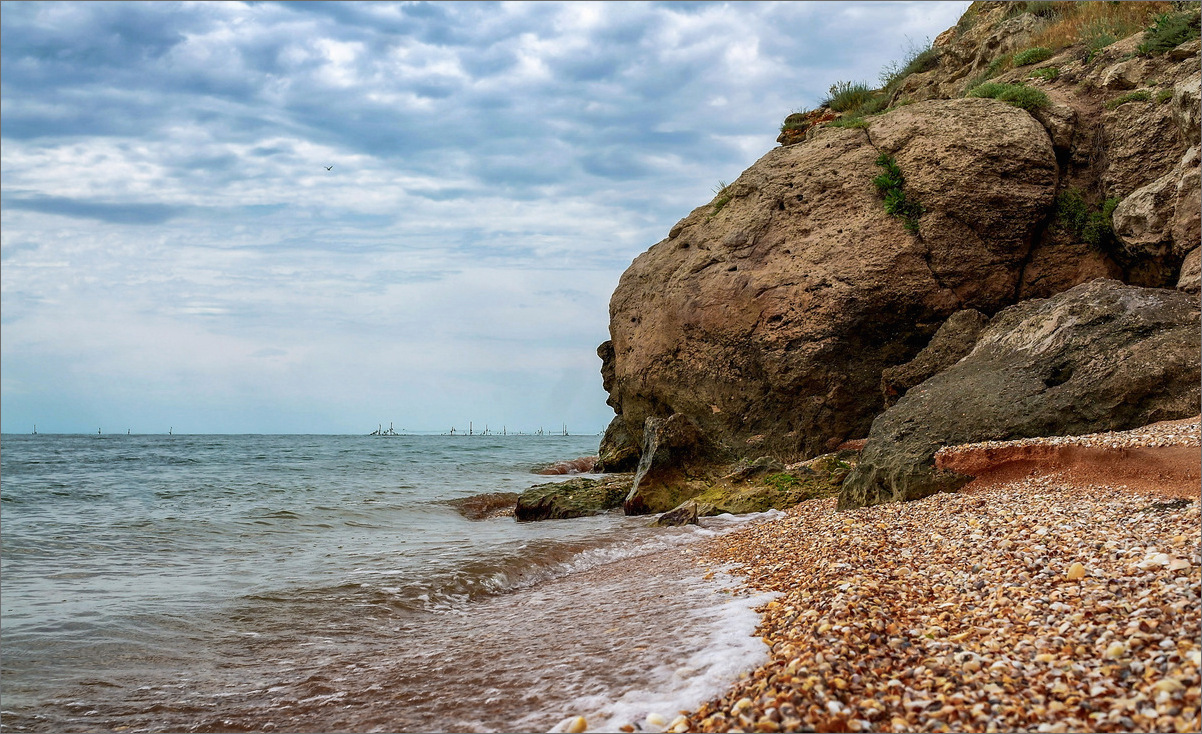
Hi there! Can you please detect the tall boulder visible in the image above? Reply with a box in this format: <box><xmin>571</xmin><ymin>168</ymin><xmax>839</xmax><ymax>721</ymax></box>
<box><xmin>605</xmin><ymin>98</ymin><xmax>1057</xmax><ymax>462</ymax></box>
<box><xmin>840</xmin><ymin>279</ymin><xmax>1201</xmax><ymax>510</ymax></box>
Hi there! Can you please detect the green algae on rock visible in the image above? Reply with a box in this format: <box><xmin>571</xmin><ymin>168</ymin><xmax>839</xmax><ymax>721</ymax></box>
<box><xmin>514</xmin><ymin>474</ymin><xmax>633</xmax><ymax>521</ymax></box>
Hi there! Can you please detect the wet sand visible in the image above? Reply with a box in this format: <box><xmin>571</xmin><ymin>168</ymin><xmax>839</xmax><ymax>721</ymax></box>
<box><xmin>680</xmin><ymin>418</ymin><xmax>1201</xmax><ymax>733</ymax></box>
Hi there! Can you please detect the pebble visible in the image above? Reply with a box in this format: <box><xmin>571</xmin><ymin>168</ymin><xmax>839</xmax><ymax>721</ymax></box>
<box><xmin>678</xmin><ymin>428</ymin><xmax>1201</xmax><ymax>734</ymax></box>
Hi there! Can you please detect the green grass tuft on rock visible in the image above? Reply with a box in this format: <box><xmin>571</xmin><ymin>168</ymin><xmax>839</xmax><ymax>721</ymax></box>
<box><xmin>1137</xmin><ymin>10</ymin><xmax>1202</xmax><ymax>56</ymax></box>
<box><xmin>1029</xmin><ymin>66</ymin><xmax>1060</xmax><ymax>81</ymax></box>
<box><xmin>823</xmin><ymin>81</ymin><xmax>876</xmax><ymax>113</ymax></box>
<box><xmin>1055</xmin><ymin>189</ymin><xmax>1121</xmax><ymax>250</ymax></box>
<box><xmin>967</xmin><ymin>82</ymin><xmax>1050</xmax><ymax>111</ymax></box>
<box><xmin>880</xmin><ymin>39</ymin><xmax>941</xmax><ymax>93</ymax></box>
<box><xmin>1105</xmin><ymin>89</ymin><xmax>1154</xmax><ymax>109</ymax></box>
<box><xmin>710</xmin><ymin>180</ymin><xmax>733</xmax><ymax>217</ymax></box>
<box><xmin>1013</xmin><ymin>46</ymin><xmax>1055</xmax><ymax>65</ymax></box>
<box><xmin>873</xmin><ymin>153</ymin><xmax>924</xmax><ymax>234</ymax></box>
<box><xmin>1083</xmin><ymin>197</ymin><xmax>1121</xmax><ymax>249</ymax></box>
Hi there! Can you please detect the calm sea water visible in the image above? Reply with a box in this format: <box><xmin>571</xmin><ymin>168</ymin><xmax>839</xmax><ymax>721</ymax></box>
<box><xmin>0</xmin><ymin>434</ymin><xmax>773</xmax><ymax>733</ymax></box>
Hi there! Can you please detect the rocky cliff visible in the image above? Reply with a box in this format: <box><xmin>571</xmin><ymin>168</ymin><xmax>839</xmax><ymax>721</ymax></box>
<box><xmin>598</xmin><ymin>1</ymin><xmax>1201</xmax><ymax>514</ymax></box>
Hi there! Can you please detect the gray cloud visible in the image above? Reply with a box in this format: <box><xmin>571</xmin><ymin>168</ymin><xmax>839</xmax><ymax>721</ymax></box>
<box><xmin>1</xmin><ymin>194</ymin><xmax>186</xmax><ymax>224</ymax></box>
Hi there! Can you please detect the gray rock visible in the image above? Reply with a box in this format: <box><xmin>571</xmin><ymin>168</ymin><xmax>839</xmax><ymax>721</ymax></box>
<box><xmin>840</xmin><ymin>279</ymin><xmax>1202</xmax><ymax>510</ymax></box>
<box><xmin>595</xmin><ymin>415</ymin><xmax>640</xmax><ymax>472</ymax></box>
<box><xmin>881</xmin><ymin>309</ymin><xmax>990</xmax><ymax>407</ymax></box>
<box><xmin>515</xmin><ymin>474</ymin><xmax>633</xmax><ymax>521</ymax></box>
<box><xmin>653</xmin><ymin>500</ymin><xmax>701</xmax><ymax>527</ymax></box>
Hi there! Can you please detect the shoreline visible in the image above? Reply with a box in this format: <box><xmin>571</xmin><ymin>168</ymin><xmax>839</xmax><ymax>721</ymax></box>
<box><xmin>676</xmin><ymin>418</ymin><xmax>1201</xmax><ymax>733</ymax></box>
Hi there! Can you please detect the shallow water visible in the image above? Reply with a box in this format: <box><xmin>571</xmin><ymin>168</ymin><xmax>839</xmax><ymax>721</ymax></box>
<box><xmin>1</xmin><ymin>434</ymin><xmax>772</xmax><ymax>732</ymax></box>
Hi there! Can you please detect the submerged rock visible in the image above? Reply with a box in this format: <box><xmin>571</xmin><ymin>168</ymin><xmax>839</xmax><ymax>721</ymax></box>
<box><xmin>653</xmin><ymin>499</ymin><xmax>701</xmax><ymax>527</ymax></box>
<box><xmin>514</xmin><ymin>474</ymin><xmax>633</xmax><ymax>521</ymax></box>
<box><xmin>443</xmin><ymin>492</ymin><xmax>521</xmax><ymax>520</ymax></box>
<box><xmin>840</xmin><ymin>279</ymin><xmax>1201</xmax><ymax>509</ymax></box>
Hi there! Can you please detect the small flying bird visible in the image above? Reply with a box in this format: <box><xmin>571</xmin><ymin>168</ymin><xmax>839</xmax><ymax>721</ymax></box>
<box><xmin>325</xmin><ymin>165</ymin><xmax>333</xmax><ymax>171</ymax></box>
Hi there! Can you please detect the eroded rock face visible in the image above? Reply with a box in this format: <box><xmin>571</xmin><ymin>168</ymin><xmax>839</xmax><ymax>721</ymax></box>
<box><xmin>840</xmin><ymin>279</ymin><xmax>1202</xmax><ymax>510</ymax></box>
<box><xmin>881</xmin><ymin>309</ymin><xmax>990</xmax><ymax>407</ymax></box>
<box><xmin>1179</xmin><ymin>247</ymin><xmax>1201</xmax><ymax>294</ymax></box>
<box><xmin>605</xmin><ymin>98</ymin><xmax>1057</xmax><ymax>463</ymax></box>
<box><xmin>1113</xmin><ymin>146</ymin><xmax>1201</xmax><ymax>261</ymax></box>
<box><xmin>623</xmin><ymin>414</ymin><xmax>715</xmax><ymax>515</ymax></box>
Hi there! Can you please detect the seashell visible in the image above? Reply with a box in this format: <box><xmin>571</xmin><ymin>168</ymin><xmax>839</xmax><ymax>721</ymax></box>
<box><xmin>1066</xmin><ymin>562</ymin><xmax>1087</xmax><ymax>580</ymax></box>
<box><xmin>1153</xmin><ymin>678</ymin><xmax>1185</xmax><ymax>693</ymax></box>
<box><xmin>1104</xmin><ymin>642</ymin><xmax>1128</xmax><ymax>659</ymax></box>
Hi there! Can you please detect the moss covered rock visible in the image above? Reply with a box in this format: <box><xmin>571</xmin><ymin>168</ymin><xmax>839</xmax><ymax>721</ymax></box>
<box><xmin>514</xmin><ymin>474</ymin><xmax>634</xmax><ymax>521</ymax></box>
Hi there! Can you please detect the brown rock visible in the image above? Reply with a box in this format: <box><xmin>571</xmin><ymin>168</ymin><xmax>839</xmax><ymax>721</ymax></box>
<box><xmin>1100</xmin><ymin>59</ymin><xmax>1144</xmax><ymax>91</ymax></box>
<box><xmin>624</xmin><ymin>414</ymin><xmax>716</xmax><ymax>515</ymax></box>
<box><xmin>1031</xmin><ymin>101</ymin><xmax>1077</xmax><ymax>152</ymax></box>
<box><xmin>652</xmin><ymin>499</ymin><xmax>700</xmax><ymax>527</ymax></box>
<box><xmin>1114</xmin><ymin>146</ymin><xmax>1201</xmax><ymax>259</ymax></box>
<box><xmin>596</xmin><ymin>415</ymin><xmax>640</xmax><ymax>473</ymax></box>
<box><xmin>1017</xmin><ymin>239</ymin><xmax>1123</xmax><ymax>300</ymax></box>
<box><xmin>605</xmin><ymin>99</ymin><xmax>1057</xmax><ymax>464</ymax></box>
<box><xmin>1172</xmin><ymin>71</ymin><xmax>1201</xmax><ymax>146</ymax></box>
<box><xmin>1103</xmin><ymin>98</ymin><xmax>1183</xmax><ymax>199</ymax></box>
<box><xmin>1171</xmin><ymin>146</ymin><xmax>1200</xmax><ymax>256</ymax></box>
<box><xmin>1178</xmin><ymin>247</ymin><xmax>1201</xmax><ymax>294</ymax></box>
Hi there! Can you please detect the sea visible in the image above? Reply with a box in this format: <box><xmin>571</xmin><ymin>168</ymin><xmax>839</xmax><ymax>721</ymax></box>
<box><xmin>0</xmin><ymin>433</ymin><xmax>777</xmax><ymax>733</ymax></box>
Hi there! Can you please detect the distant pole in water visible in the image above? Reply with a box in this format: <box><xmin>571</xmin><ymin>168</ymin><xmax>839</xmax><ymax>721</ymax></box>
<box><xmin>127</xmin><ymin>428</ymin><xmax>131</xmax><ymax>435</ymax></box>
<box><xmin>503</xmin><ymin>425</ymin><xmax>506</xmax><ymax>436</ymax></box>
<box><xmin>32</xmin><ymin>424</ymin><xmax>37</xmax><ymax>435</ymax></box>
<box><xmin>469</xmin><ymin>421</ymin><xmax>473</xmax><ymax>436</ymax></box>
<box><xmin>98</xmin><ymin>428</ymin><xmax>102</xmax><ymax>435</ymax></box>
<box><xmin>169</xmin><ymin>427</ymin><xmax>173</xmax><ymax>435</ymax></box>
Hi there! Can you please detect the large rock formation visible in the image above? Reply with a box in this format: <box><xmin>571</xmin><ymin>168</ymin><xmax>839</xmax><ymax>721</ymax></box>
<box><xmin>595</xmin><ymin>2</ymin><xmax>1201</xmax><ymax>513</ymax></box>
<box><xmin>606</xmin><ymin>98</ymin><xmax>1056</xmax><ymax>464</ymax></box>
<box><xmin>840</xmin><ymin>279</ymin><xmax>1201</xmax><ymax>509</ymax></box>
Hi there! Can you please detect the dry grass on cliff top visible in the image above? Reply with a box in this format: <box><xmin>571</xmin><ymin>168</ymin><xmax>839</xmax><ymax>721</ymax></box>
<box><xmin>1028</xmin><ymin>1</ymin><xmax>1177</xmax><ymax>52</ymax></box>
<box><xmin>682</xmin><ymin>420</ymin><xmax>1201</xmax><ymax>734</ymax></box>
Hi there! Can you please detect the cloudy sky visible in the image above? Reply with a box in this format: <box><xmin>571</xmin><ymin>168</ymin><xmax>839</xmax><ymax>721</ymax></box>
<box><xmin>1</xmin><ymin>0</ymin><xmax>967</xmax><ymax>435</ymax></box>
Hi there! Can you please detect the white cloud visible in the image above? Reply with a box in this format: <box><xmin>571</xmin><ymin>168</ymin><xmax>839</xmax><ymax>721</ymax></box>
<box><xmin>1</xmin><ymin>0</ymin><xmax>970</xmax><ymax>433</ymax></box>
